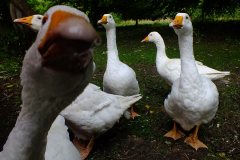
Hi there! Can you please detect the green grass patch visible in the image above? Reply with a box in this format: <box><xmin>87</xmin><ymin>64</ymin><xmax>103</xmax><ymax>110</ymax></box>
<box><xmin>0</xmin><ymin>52</ymin><xmax>21</xmax><ymax>79</ymax></box>
<box><xmin>90</xmin><ymin>22</ymin><xmax>240</xmax><ymax>159</ymax></box>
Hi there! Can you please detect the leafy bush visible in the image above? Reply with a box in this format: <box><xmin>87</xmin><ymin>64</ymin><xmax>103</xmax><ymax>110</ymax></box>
<box><xmin>110</xmin><ymin>12</ymin><xmax>122</xmax><ymax>24</ymax></box>
<box><xmin>26</xmin><ymin>0</ymin><xmax>84</xmax><ymax>14</ymax></box>
<box><xmin>26</xmin><ymin>0</ymin><xmax>54</xmax><ymax>14</ymax></box>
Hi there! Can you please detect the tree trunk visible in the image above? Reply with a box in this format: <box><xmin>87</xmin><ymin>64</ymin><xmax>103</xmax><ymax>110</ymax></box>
<box><xmin>135</xmin><ymin>19</ymin><xmax>138</xmax><ymax>26</ymax></box>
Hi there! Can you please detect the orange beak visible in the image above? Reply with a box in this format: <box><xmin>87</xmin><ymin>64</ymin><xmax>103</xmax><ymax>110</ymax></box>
<box><xmin>141</xmin><ymin>36</ymin><xmax>149</xmax><ymax>42</ymax></box>
<box><xmin>97</xmin><ymin>16</ymin><xmax>107</xmax><ymax>24</ymax></box>
<box><xmin>171</xmin><ymin>16</ymin><xmax>183</xmax><ymax>29</ymax></box>
<box><xmin>13</xmin><ymin>15</ymin><xmax>33</xmax><ymax>26</ymax></box>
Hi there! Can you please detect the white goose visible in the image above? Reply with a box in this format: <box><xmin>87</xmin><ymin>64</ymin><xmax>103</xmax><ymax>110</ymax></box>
<box><xmin>13</xmin><ymin>12</ymin><xmax>85</xmax><ymax>160</ymax></box>
<box><xmin>61</xmin><ymin>83</ymin><xmax>142</xmax><ymax>159</ymax></box>
<box><xmin>98</xmin><ymin>14</ymin><xmax>140</xmax><ymax>119</ymax></box>
<box><xmin>14</xmin><ymin>14</ymin><xmax>44</xmax><ymax>31</ymax></box>
<box><xmin>142</xmin><ymin>31</ymin><xmax>230</xmax><ymax>85</ymax></box>
<box><xmin>13</xmin><ymin>14</ymin><xmax>142</xmax><ymax>159</ymax></box>
<box><xmin>164</xmin><ymin>13</ymin><xmax>219</xmax><ymax>150</ymax></box>
<box><xmin>45</xmin><ymin>115</ymin><xmax>82</xmax><ymax>160</ymax></box>
<box><xmin>0</xmin><ymin>5</ymin><xmax>100</xmax><ymax>160</ymax></box>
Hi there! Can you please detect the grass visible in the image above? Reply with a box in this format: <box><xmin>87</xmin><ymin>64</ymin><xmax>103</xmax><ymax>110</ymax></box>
<box><xmin>89</xmin><ymin>22</ymin><xmax>240</xmax><ymax>160</ymax></box>
<box><xmin>0</xmin><ymin>21</ymin><xmax>240</xmax><ymax>159</ymax></box>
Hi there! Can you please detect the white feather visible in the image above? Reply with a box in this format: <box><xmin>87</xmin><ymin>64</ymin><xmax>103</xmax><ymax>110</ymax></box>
<box><xmin>61</xmin><ymin>83</ymin><xmax>142</xmax><ymax>140</ymax></box>
<box><xmin>144</xmin><ymin>31</ymin><xmax>230</xmax><ymax>85</ymax></box>
<box><xmin>0</xmin><ymin>5</ymin><xmax>95</xmax><ymax>160</ymax></box>
<box><xmin>164</xmin><ymin>13</ymin><xmax>219</xmax><ymax>131</ymax></box>
<box><xmin>99</xmin><ymin>14</ymin><xmax>140</xmax><ymax>118</ymax></box>
<box><xmin>45</xmin><ymin>115</ymin><xmax>82</xmax><ymax>160</ymax></box>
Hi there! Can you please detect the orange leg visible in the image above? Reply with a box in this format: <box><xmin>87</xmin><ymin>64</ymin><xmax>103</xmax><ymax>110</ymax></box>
<box><xmin>184</xmin><ymin>125</ymin><xmax>208</xmax><ymax>150</ymax></box>
<box><xmin>73</xmin><ymin>136</ymin><xmax>94</xmax><ymax>159</ymax></box>
<box><xmin>164</xmin><ymin>121</ymin><xmax>184</xmax><ymax>140</ymax></box>
<box><xmin>130</xmin><ymin>104</ymin><xmax>140</xmax><ymax>119</ymax></box>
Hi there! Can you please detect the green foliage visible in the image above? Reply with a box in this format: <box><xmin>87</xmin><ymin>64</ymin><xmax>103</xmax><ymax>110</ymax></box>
<box><xmin>26</xmin><ymin>0</ymin><xmax>54</xmax><ymax>14</ymax></box>
<box><xmin>0</xmin><ymin>27</ymin><xmax>34</xmax><ymax>57</ymax></box>
<box><xmin>110</xmin><ymin>12</ymin><xmax>122</xmax><ymax>24</ymax></box>
<box><xmin>201</xmin><ymin>0</ymin><xmax>239</xmax><ymax>16</ymax></box>
<box><xmin>0</xmin><ymin>53</ymin><xmax>21</xmax><ymax>78</ymax></box>
<box><xmin>26</xmin><ymin>0</ymin><xmax>85</xmax><ymax>14</ymax></box>
<box><xmin>24</xmin><ymin>0</ymin><xmax>240</xmax><ymax>22</ymax></box>
<box><xmin>0</xmin><ymin>32</ymin><xmax>22</xmax><ymax>78</ymax></box>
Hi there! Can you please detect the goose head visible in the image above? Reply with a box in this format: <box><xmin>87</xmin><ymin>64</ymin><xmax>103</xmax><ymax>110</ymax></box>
<box><xmin>169</xmin><ymin>13</ymin><xmax>193</xmax><ymax>36</ymax></box>
<box><xmin>141</xmin><ymin>31</ymin><xmax>164</xmax><ymax>44</ymax></box>
<box><xmin>97</xmin><ymin>14</ymin><xmax>116</xmax><ymax>29</ymax></box>
<box><xmin>14</xmin><ymin>14</ymin><xmax>44</xmax><ymax>31</ymax></box>
<box><xmin>36</xmin><ymin>5</ymin><xmax>101</xmax><ymax>74</ymax></box>
<box><xmin>21</xmin><ymin>5</ymin><xmax>101</xmax><ymax>97</ymax></box>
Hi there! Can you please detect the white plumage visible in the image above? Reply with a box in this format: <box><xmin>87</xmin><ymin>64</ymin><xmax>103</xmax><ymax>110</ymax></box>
<box><xmin>0</xmin><ymin>5</ymin><xmax>99</xmax><ymax>160</ymax></box>
<box><xmin>45</xmin><ymin>115</ymin><xmax>82</xmax><ymax>160</ymax></box>
<box><xmin>59</xmin><ymin>83</ymin><xmax>141</xmax><ymax>159</ymax></box>
<box><xmin>142</xmin><ymin>31</ymin><xmax>230</xmax><ymax>85</ymax></box>
<box><xmin>98</xmin><ymin>14</ymin><xmax>140</xmax><ymax>119</ymax></box>
<box><xmin>14</xmin><ymin>14</ymin><xmax>44</xmax><ymax>31</ymax></box>
<box><xmin>14</xmin><ymin>13</ymin><xmax>141</xmax><ymax>157</ymax></box>
<box><xmin>164</xmin><ymin>13</ymin><xmax>219</xmax><ymax>150</ymax></box>
<box><xmin>61</xmin><ymin>83</ymin><xmax>142</xmax><ymax>141</ymax></box>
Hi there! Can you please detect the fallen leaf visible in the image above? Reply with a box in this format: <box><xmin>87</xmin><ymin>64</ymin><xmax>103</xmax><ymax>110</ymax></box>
<box><xmin>145</xmin><ymin>105</ymin><xmax>151</xmax><ymax>109</ymax></box>
<box><xmin>219</xmin><ymin>152</ymin><xmax>226</xmax><ymax>158</ymax></box>
<box><xmin>165</xmin><ymin>141</ymin><xmax>172</xmax><ymax>145</ymax></box>
<box><xmin>6</xmin><ymin>84</ymin><xmax>14</xmax><ymax>88</ymax></box>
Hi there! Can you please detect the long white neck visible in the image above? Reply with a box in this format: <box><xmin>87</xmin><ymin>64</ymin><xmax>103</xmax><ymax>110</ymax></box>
<box><xmin>0</xmin><ymin>89</ymin><xmax>79</xmax><ymax>160</ymax></box>
<box><xmin>106</xmin><ymin>27</ymin><xmax>118</xmax><ymax>53</ymax></box>
<box><xmin>0</xmin><ymin>43</ymin><xmax>90</xmax><ymax>160</ymax></box>
<box><xmin>178</xmin><ymin>31</ymin><xmax>200</xmax><ymax>85</ymax></box>
<box><xmin>0</xmin><ymin>96</ymin><xmax>52</xmax><ymax>160</ymax></box>
<box><xmin>155</xmin><ymin>39</ymin><xmax>169</xmax><ymax>67</ymax></box>
<box><xmin>105</xmin><ymin>27</ymin><xmax>120</xmax><ymax>65</ymax></box>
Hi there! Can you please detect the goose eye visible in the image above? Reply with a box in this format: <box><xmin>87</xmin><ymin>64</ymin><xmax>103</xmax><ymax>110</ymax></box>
<box><xmin>150</xmin><ymin>34</ymin><xmax>152</xmax><ymax>36</ymax></box>
<box><xmin>109</xmin><ymin>16</ymin><xmax>112</xmax><ymax>18</ymax></box>
<box><xmin>186</xmin><ymin>16</ymin><xmax>189</xmax><ymax>20</ymax></box>
<box><xmin>42</xmin><ymin>16</ymin><xmax>48</xmax><ymax>25</ymax></box>
<box><xmin>37</xmin><ymin>16</ymin><xmax>42</xmax><ymax>20</ymax></box>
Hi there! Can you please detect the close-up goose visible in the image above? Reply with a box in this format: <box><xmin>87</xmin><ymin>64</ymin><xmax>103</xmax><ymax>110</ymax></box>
<box><xmin>142</xmin><ymin>31</ymin><xmax>230</xmax><ymax>85</ymax></box>
<box><xmin>98</xmin><ymin>14</ymin><xmax>140</xmax><ymax>119</ymax></box>
<box><xmin>164</xmin><ymin>13</ymin><xmax>219</xmax><ymax>150</ymax></box>
<box><xmin>0</xmin><ymin>5</ymin><xmax>100</xmax><ymax>160</ymax></box>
